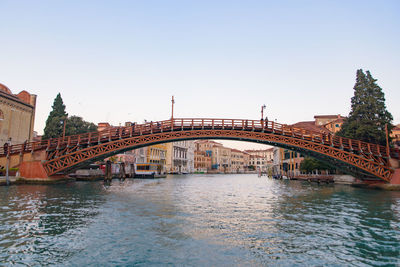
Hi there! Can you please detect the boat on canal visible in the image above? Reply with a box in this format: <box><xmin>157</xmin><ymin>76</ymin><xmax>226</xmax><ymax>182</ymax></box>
<box><xmin>134</xmin><ymin>163</ymin><xmax>166</xmax><ymax>178</ymax></box>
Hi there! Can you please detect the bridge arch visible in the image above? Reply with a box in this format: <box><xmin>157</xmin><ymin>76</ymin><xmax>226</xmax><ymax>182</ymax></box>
<box><xmin>42</xmin><ymin>126</ymin><xmax>394</xmax><ymax>182</ymax></box>
<box><xmin>1</xmin><ymin>118</ymin><xmax>396</xmax><ymax>182</ymax></box>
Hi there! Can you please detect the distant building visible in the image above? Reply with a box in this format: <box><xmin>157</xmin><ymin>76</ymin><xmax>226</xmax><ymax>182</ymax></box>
<box><xmin>271</xmin><ymin>114</ymin><xmax>346</xmax><ymax>175</ymax></box>
<box><xmin>231</xmin><ymin>149</ymin><xmax>248</xmax><ymax>173</ymax></box>
<box><xmin>165</xmin><ymin>141</ymin><xmax>195</xmax><ymax>173</ymax></box>
<box><xmin>97</xmin><ymin>122</ymin><xmax>112</xmax><ymax>132</ymax></box>
<box><xmin>146</xmin><ymin>144</ymin><xmax>167</xmax><ymax>172</ymax></box>
<box><xmin>211</xmin><ymin>143</ymin><xmax>231</xmax><ymax>173</ymax></box>
<box><xmin>391</xmin><ymin>124</ymin><xmax>400</xmax><ymax>148</ymax></box>
<box><xmin>194</xmin><ymin>151</ymin><xmax>212</xmax><ymax>173</ymax></box>
<box><xmin>0</xmin><ymin>83</ymin><xmax>37</xmax><ymax>146</ymax></box>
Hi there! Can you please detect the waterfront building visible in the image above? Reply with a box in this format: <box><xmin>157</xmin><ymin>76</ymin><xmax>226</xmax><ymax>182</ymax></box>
<box><xmin>281</xmin><ymin>149</ymin><xmax>303</xmax><ymax>176</ymax></box>
<box><xmin>0</xmin><ymin>83</ymin><xmax>37</xmax><ymax>146</ymax></box>
<box><xmin>134</xmin><ymin>147</ymin><xmax>148</xmax><ymax>164</ymax></box>
<box><xmin>321</xmin><ymin>115</ymin><xmax>346</xmax><ymax>133</ymax></box>
<box><xmin>165</xmin><ymin>141</ymin><xmax>194</xmax><ymax>173</ymax></box>
<box><xmin>97</xmin><ymin>122</ymin><xmax>112</xmax><ymax>132</ymax></box>
<box><xmin>194</xmin><ymin>150</ymin><xmax>212</xmax><ymax>173</ymax></box>
<box><xmin>272</xmin><ymin>147</ymin><xmax>281</xmax><ymax>175</ymax></box>
<box><xmin>211</xmin><ymin>143</ymin><xmax>232</xmax><ymax>173</ymax></box>
<box><xmin>231</xmin><ymin>149</ymin><xmax>247</xmax><ymax>173</ymax></box>
<box><xmin>146</xmin><ymin>144</ymin><xmax>167</xmax><ymax>172</ymax></box>
<box><xmin>187</xmin><ymin>141</ymin><xmax>195</xmax><ymax>173</ymax></box>
<box><xmin>244</xmin><ymin>148</ymin><xmax>274</xmax><ymax>162</ymax></box>
<box><xmin>270</xmin><ymin>114</ymin><xmax>346</xmax><ymax>175</ymax></box>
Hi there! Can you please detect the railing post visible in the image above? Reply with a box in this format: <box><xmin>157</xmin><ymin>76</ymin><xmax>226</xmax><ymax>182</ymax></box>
<box><xmin>252</xmin><ymin>120</ymin><xmax>254</xmax><ymax>131</ymax></box>
<box><xmin>320</xmin><ymin>133</ymin><xmax>324</xmax><ymax>144</ymax></box>
<box><xmin>242</xmin><ymin>120</ymin><xmax>244</xmax><ymax>130</ymax></box>
<box><xmin>108</xmin><ymin>129</ymin><xmax>112</xmax><ymax>142</ymax></box>
<box><xmin>150</xmin><ymin>122</ymin><xmax>153</xmax><ymax>134</ymax></box>
<box><xmin>67</xmin><ymin>136</ymin><xmax>71</xmax><ymax>147</ymax></box>
<box><xmin>271</xmin><ymin>121</ymin><xmax>275</xmax><ymax>133</ymax></box>
<box><xmin>98</xmin><ymin>132</ymin><xmax>101</xmax><ymax>144</ymax></box>
<box><xmin>222</xmin><ymin>119</ymin><xmax>225</xmax><ymax>130</ymax></box>
<box><xmin>377</xmin><ymin>145</ymin><xmax>381</xmax><ymax>156</ymax></box>
<box><xmin>349</xmin><ymin>139</ymin><xmax>353</xmax><ymax>150</ymax></box>
<box><xmin>140</xmin><ymin>125</ymin><xmax>143</xmax><ymax>135</ymax></box>
<box><xmin>212</xmin><ymin>119</ymin><xmax>214</xmax><ymax>129</ymax></box>
<box><xmin>202</xmin><ymin>119</ymin><xmax>204</xmax><ymax>130</ymax></box>
<box><xmin>130</xmin><ymin>126</ymin><xmax>133</xmax><ymax>137</ymax></box>
<box><xmin>88</xmin><ymin>133</ymin><xmax>92</xmax><ymax>144</ymax></box>
<box><xmin>232</xmin><ymin>119</ymin><xmax>234</xmax><ymax>130</ymax></box>
<box><xmin>47</xmin><ymin>139</ymin><xmax>51</xmax><ymax>151</ymax></box>
<box><xmin>191</xmin><ymin>119</ymin><xmax>194</xmax><ymax>130</ymax></box>
<box><xmin>358</xmin><ymin>140</ymin><xmax>362</xmax><ymax>152</ymax></box>
<box><xmin>367</xmin><ymin>143</ymin><xmax>372</xmax><ymax>154</ymax></box>
<box><xmin>77</xmin><ymin>135</ymin><xmax>81</xmax><ymax>146</ymax></box>
<box><xmin>171</xmin><ymin>119</ymin><xmax>174</xmax><ymax>131</ymax></box>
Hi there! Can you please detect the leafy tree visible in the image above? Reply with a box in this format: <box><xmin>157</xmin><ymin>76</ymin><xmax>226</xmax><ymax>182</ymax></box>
<box><xmin>300</xmin><ymin>157</ymin><xmax>335</xmax><ymax>173</ymax></box>
<box><xmin>65</xmin><ymin>116</ymin><xmax>97</xmax><ymax>136</ymax></box>
<box><xmin>337</xmin><ymin>69</ymin><xmax>393</xmax><ymax>145</ymax></box>
<box><xmin>43</xmin><ymin>94</ymin><xmax>97</xmax><ymax>139</ymax></box>
<box><xmin>43</xmin><ymin>93</ymin><xmax>68</xmax><ymax>139</ymax></box>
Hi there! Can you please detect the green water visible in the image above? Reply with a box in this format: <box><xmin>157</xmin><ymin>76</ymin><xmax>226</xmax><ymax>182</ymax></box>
<box><xmin>0</xmin><ymin>174</ymin><xmax>399</xmax><ymax>266</ymax></box>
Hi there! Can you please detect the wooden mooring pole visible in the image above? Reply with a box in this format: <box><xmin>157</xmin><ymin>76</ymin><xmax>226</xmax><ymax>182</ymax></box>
<box><xmin>104</xmin><ymin>160</ymin><xmax>112</xmax><ymax>184</ymax></box>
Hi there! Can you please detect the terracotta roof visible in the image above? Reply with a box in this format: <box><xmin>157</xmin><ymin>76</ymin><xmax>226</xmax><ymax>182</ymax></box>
<box><xmin>0</xmin><ymin>83</ymin><xmax>12</xmax><ymax>94</ymax></box>
<box><xmin>291</xmin><ymin>121</ymin><xmax>331</xmax><ymax>134</ymax></box>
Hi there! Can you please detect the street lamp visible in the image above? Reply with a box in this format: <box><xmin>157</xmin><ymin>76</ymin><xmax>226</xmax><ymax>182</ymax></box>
<box><xmin>261</xmin><ymin>104</ymin><xmax>266</xmax><ymax>128</ymax></box>
<box><xmin>261</xmin><ymin>104</ymin><xmax>266</xmax><ymax>121</ymax></box>
<box><xmin>171</xmin><ymin>95</ymin><xmax>175</xmax><ymax>120</ymax></box>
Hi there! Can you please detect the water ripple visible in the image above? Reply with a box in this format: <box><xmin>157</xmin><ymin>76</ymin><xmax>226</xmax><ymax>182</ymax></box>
<box><xmin>0</xmin><ymin>175</ymin><xmax>399</xmax><ymax>266</ymax></box>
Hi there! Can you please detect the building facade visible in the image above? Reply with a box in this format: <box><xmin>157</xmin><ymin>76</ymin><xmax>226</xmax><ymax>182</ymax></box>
<box><xmin>0</xmin><ymin>83</ymin><xmax>36</xmax><ymax>146</ymax></box>
<box><xmin>194</xmin><ymin>151</ymin><xmax>212</xmax><ymax>173</ymax></box>
<box><xmin>165</xmin><ymin>141</ymin><xmax>195</xmax><ymax>173</ymax></box>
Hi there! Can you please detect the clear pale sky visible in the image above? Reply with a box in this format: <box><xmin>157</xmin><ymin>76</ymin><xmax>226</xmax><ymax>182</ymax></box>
<box><xmin>1</xmin><ymin>0</ymin><xmax>399</xmax><ymax>150</ymax></box>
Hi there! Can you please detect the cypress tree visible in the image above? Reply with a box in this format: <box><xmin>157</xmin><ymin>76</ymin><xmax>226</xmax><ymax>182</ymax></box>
<box><xmin>43</xmin><ymin>93</ymin><xmax>68</xmax><ymax>139</ymax></box>
<box><xmin>337</xmin><ymin>69</ymin><xmax>393</xmax><ymax>145</ymax></box>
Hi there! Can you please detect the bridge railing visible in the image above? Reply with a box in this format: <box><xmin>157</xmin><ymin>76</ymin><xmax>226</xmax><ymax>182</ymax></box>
<box><xmin>0</xmin><ymin>118</ymin><xmax>398</xmax><ymax>160</ymax></box>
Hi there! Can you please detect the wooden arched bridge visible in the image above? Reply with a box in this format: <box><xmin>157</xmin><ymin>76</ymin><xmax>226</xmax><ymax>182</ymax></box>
<box><xmin>0</xmin><ymin>118</ymin><xmax>399</xmax><ymax>183</ymax></box>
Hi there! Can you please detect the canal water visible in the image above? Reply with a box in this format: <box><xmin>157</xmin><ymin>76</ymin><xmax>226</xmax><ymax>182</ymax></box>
<box><xmin>0</xmin><ymin>174</ymin><xmax>399</xmax><ymax>266</ymax></box>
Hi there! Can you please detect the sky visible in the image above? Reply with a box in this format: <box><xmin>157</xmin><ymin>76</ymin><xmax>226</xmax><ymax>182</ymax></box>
<box><xmin>1</xmin><ymin>0</ymin><xmax>399</xmax><ymax>150</ymax></box>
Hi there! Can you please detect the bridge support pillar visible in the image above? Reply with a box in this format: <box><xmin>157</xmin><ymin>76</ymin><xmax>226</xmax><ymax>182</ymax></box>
<box><xmin>390</xmin><ymin>169</ymin><xmax>400</xmax><ymax>185</ymax></box>
<box><xmin>19</xmin><ymin>161</ymin><xmax>49</xmax><ymax>179</ymax></box>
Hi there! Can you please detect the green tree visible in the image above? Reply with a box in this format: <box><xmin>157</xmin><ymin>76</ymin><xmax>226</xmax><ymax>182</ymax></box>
<box><xmin>43</xmin><ymin>93</ymin><xmax>68</xmax><ymax>139</ymax></box>
<box><xmin>337</xmin><ymin>69</ymin><xmax>393</xmax><ymax>145</ymax></box>
<box><xmin>65</xmin><ymin>116</ymin><xmax>97</xmax><ymax>136</ymax></box>
<box><xmin>300</xmin><ymin>157</ymin><xmax>335</xmax><ymax>173</ymax></box>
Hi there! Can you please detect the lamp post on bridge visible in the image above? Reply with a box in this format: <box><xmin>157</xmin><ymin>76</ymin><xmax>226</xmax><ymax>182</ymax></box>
<box><xmin>261</xmin><ymin>104</ymin><xmax>266</xmax><ymax>128</ymax></box>
<box><xmin>171</xmin><ymin>96</ymin><xmax>175</xmax><ymax>120</ymax></box>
